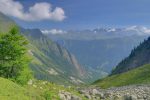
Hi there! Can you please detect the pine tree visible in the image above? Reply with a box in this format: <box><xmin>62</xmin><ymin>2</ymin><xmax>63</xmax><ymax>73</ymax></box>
<box><xmin>0</xmin><ymin>27</ymin><xmax>32</xmax><ymax>84</ymax></box>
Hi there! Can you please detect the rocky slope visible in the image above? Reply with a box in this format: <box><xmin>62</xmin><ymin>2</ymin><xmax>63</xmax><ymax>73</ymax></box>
<box><xmin>78</xmin><ymin>85</ymin><xmax>150</xmax><ymax>100</ymax></box>
<box><xmin>21</xmin><ymin>28</ymin><xmax>88</xmax><ymax>84</ymax></box>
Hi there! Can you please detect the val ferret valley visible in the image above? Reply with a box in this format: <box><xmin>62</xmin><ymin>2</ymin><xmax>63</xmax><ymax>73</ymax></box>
<box><xmin>1</xmin><ymin>6</ymin><xmax>150</xmax><ymax>100</ymax></box>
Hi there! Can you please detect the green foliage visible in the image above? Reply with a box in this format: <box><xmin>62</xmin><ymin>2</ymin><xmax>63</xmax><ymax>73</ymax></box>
<box><xmin>0</xmin><ymin>27</ymin><xmax>32</xmax><ymax>84</ymax></box>
<box><xmin>94</xmin><ymin>64</ymin><xmax>150</xmax><ymax>88</ymax></box>
<box><xmin>43</xmin><ymin>91</ymin><xmax>60</xmax><ymax>100</ymax></box>
<box><xmin>16</xmin><ymin>65</ymin><xmax>33</xmax><ymax>85</ymax></box>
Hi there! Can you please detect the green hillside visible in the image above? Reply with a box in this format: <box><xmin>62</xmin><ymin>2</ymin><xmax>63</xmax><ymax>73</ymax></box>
<box><xmin>0</xmin><ymin>77</ymin><xmax>87</xmax><ymax>100</ymax></box>
<box><xmin>0</xmin><ymin>77</ymin><xmax>38</xmax><ymax>100</ymax></box>
<box><xmin>94</xmin><ymin>64</ymin><xmax>150</xmax><ymax>88</ymax></box>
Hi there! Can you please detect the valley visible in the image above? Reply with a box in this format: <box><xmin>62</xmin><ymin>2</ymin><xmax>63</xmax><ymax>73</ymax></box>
<box><xmin>0</xmin><ymin>0</ymin><xmax>150</xmax><ymax>99</ymax></box>
<box><xmin>43</xmin><ymin>27</ymin><xmax>148</xmax><ymax>82</ymax></box>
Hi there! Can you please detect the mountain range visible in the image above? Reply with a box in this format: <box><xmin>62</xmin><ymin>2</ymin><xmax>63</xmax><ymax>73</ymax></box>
<box><xmin>42</xmin><ymin>27</ymin><xmax>149</xmax><ymax>81</ymax></box>
<box><xmin>42</xmin><ymin>26</ymin><xmax>150</xmax><ymax>40</ymax></box>
<box><xmin>1</xmin><ymin>11</ymin><xmax>150</xmax><ymax>85</ymax></box>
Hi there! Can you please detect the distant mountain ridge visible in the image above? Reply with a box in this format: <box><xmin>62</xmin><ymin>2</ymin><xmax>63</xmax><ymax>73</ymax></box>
<box><xmin>42</xmin><ymin>26</ymin><xmax>150</xmax><ymax>40</ymax></box>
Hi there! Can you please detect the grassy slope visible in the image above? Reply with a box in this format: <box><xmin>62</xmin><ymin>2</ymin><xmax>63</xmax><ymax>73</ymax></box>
<box><xmin>0</xmin><ymin>77</ymin><xmax>39</xmax><ymax>100</ymax></box>
<box><xmin>0</xmin><ymin>77</ymin><xmax>88</xmax><ymax>100</ymax></box>
<box><xmin>94</xmin><ymin>64</ymin><xmax>150</xmax><ymax>88</ymax></box>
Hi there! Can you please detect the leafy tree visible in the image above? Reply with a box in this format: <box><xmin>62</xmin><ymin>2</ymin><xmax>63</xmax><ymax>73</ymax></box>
<box><xmin>0</xmin><ymin>27</ymin><xmax>32</xmax><ymax>84</ymax></box>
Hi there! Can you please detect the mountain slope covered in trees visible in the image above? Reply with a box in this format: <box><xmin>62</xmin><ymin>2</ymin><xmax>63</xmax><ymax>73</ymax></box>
<box><xmin>94</xmin><ymin>36</ymin><xmax>150</xmax><ymax>88</ymax></box>
<box><xmin>112</xmin><ymin>37</ymin><xmax>150</xmax><ymax>75</ymax></box>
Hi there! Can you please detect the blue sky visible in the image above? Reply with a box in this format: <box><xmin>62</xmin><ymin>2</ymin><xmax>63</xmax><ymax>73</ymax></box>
<box><xmin>4</xmin><ymin>0</ymin><xmax>150</xmax><ymax>30</ymax></box>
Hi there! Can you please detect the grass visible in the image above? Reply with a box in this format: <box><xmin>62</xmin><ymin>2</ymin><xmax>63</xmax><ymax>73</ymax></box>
<box><xmin>0</xmin><ymin>78</ymin><xmax>32</xmax><ymax>100</ymax></box>
<box><xmin>0</xmin><ymin>77</ymin><xmax>88</xmax><ymax>100</ymax></box>
<box><xmin>94</xmin><ymin>64</ymin><xmax>150</xmax><ymax>89</ymax></box>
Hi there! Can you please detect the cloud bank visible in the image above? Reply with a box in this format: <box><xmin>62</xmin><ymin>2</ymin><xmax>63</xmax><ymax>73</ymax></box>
<box><xmin>0</xmin><ymin>0</ymin><xmax>66</xmax><ymax>21</ymax></box>
<box><xmin>41</xmin><ymin>29</ymin><xmax>67</xmax><ymax>35</ymax></box>
<box><xmin>125</xmin><ymin>26</ymin><xmax>150</xmax><ymax>35</ymax></box>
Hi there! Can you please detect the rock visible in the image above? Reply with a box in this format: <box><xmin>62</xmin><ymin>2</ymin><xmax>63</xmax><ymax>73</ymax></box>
<box><xmin>92</xmin><ymin>89</ymin><xmax>100</xmax><ymax>95</ymax></box>
<box><xmin>104</xmin><ymin>92</ymin><xmax>112</xmax><ymax>97</ymax></box>
<box><xmin>137</xmin><ymin>95</ymin><xmax>143</xmax><ymax>99</ymax></box>
<box><xmin>131</xmin><ymin>95</ymin><xmax>137</xmax><ymax>100</ymax></box>
<box><xmin>84</xmin><ymin>94</ymin><xmax>91</xmax><ymax>99</ymax></box>
<box><xmin>113</xmin><ymin>95</ymin><xmax>122</xmax><ymax>100</ymax></box>
<box><xmin>78</xmin><ymin>85</ymin><xmax>150</xmax><ymax>100</ymax></box>
<box><xmin>59</xmin><ymin>91</ymin><xmax>81</xmax><ymax>100</ymax></box>
<box><xmin>42</xmin><ymin>81</ymin><xmax>47</xmax><ymax>85</ymax></box>
<box><xmin>123</xmin><ymin>95</ymin><xmax>131</xmax><ymax>100</ymax></box>
<box><xmin>59</xmin><ymin>93</ymin><xmax>66</xmax><ymax>100</ymax></box>
<box><xmin>27</xmin><ymin>79</ymin><xmax>33</xmax><ymax>85</ymax></box>
<box><xmin>78</xmin><ymin>90</ymin><xmax>86</xmax><ymax>94</ymax></box>
<box><xmin>66</xmin><ymin>94</ymin><xmax>71</xmax><ymax>100</ymax></box>
<box><xmin>71</xmin><ymin>95</ymin><xmax>81</xmax><ymax>100</ymax></box>
<box><xmin>97</xmin><ymin>93</ymin><xmax>104</xmax><ymax>99</ymax></box>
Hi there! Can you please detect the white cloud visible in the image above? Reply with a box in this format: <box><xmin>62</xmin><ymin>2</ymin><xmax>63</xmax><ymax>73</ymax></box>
<box><xmin>0</xmin><ymin>0</ymin><xmax>66</xmax><ymax>21</ymax></box>
<box><xmin>140</xmin><ymin>27</ymin><xmax>150</xmax><ymax>34</ymax></box>
<box><xmin>125</xmin><ymin>26</ymin><xmax>139</xmax><ymax>31</ymax></box>
<box><xmin>125</xmin><ymin>26</ymin><xmax>150</xmax><ymax>35</ymax></box>
<box><xmin>41</xmin><ymin>29</ymin><xmax>67</xmax><ymax>35</ymax></box>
